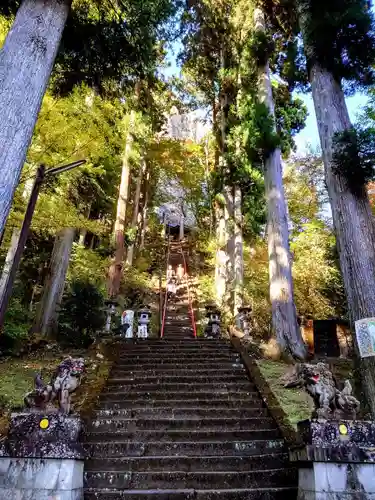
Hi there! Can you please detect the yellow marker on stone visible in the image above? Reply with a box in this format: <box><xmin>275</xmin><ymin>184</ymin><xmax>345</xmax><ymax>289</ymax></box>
<box><xmin>339</xmin><ymin>424</ymin><xmax>348</xmax><ymax>436</ymax></box>
<box><xmin>39</xmin><ymin>418</ymin><xmax>49</xmax><ymax>430</ymax></box>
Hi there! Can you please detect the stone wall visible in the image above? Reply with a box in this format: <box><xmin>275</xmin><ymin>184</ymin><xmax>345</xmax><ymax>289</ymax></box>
<box><xmin>298</xmin><ymin>462</ymin><xmax>375</xmax><ymax>500</ymax></box>
<box><xmin>0</xmin><ymin>457</ymin><xmax>83</xmax><ymax>500</ymax></box>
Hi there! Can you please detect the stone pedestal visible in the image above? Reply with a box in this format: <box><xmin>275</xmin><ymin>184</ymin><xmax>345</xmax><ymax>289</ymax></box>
<box><xmin>0</xmin><ymin>412</ymin><xmax>84</xmax><ymax>500</ymax></box>
<box><xmin>291</xmin><ymin>419</ymin><xmax>375</xmax><ymax>500</ymax></box>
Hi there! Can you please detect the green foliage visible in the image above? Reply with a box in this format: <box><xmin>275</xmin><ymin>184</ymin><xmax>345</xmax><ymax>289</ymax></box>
<box><xmin>214</xmin><ymin>193</ymin><xmax>226</xmax><ymax>207</ymax></box>
<box><xmin>248</xmin><ymin>30</ymin><xmax>274</xmax><ymax>67</ymax></box>
<box><xmin>273</xmin><ymin>85</ymin><xmax>307</xmax><ymax>156</ymax></box>
<box><xmin>241</xmin><ymin>101</ymin><xmax>281</xmax><ymax>165</ymax></box>
<box><xmin>125</xmin><ymin>227</ymin><xmax>137</xmax><ymax>246</ymax></box>
<box><xmin>299</xmin><ymin>0</ymin><xmax>375</xmax><ymax>87</ymax></box>
<box><xmin>58</xmin><ymin>280</ymin><xmax>106</xmax><ymax>347</ymax></box>
<box><xmin>6</xmin><ymin>85</ymin><xmax>124</xmax><ymax>242</ymax></box>
<box><xmin>257</xmin><ymin>360</ymin><xmax>312</xmax><ymax>427</ymax></box>
<box><xmin>332</xmin><ymin>127</ymin><xmax>375</xmax><ymax>191</ymax></box>
<box><xmin>68</xmin><ymin>244</ymin><xmax>109</xmax><ymax>291</ymax></box>
<box><xmin>273</xmin><ymin>39</ymin><xmax>309</xmax><ymax>92</ymax></box>
<box><xmin>0</xmin><ymin>0</ymin><xmax>177</xmax><ymax>96</ymax></box>
<box><xmin>291</xmin><ymin>221</ymin><xmax>344</xmax><ymax>318</ymax></box>
<box><xmin>3</xmin><ymin>298</ymin><xmax>31</xmax><ymax>344</ymax></box>
<box><xmin>121</xmin><ymin>267</ymin><xmax>156</xmax><ymax>309</ymax></box>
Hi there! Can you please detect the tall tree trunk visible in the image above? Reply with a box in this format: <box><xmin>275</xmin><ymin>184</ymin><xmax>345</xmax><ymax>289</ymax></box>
<box><xmin>34</xmin><ymin>227</ymin><xmax>75</xmax><ymax>337</ymax></box>
<box><xmin>78</xmin><ymin>229</ymin><xmax>87</xmax><ymax>247</ymax></box>
<box><xmin>140</xmin><ymin>169</ymin><xmax>150</xmax><ymax>250</ymax></box>
<box><xmin>233</xmin><ymin>185</ymin><xmax>244</xmax><ymax>322</ymax></box>
<box><xmin>78</xmin><ymin>205</ymin><xmax>91</xmax><ymax>246</ymax></box>
<box><xmin>297</xmin><ymin>2</ymin><xmax>375</xmax><ymax>412</ymax></box>
<box><xmin>304</xmin><ymin>70</ymin><xmax>375</xmax><ymax>410</ymax></box>
<box><xmin>255</xmin><ymin>8</ymin><xmax>306</xmax><ymax>360</ymax></box>
<box><xmin>0</xmin><ymin>229</ymin><xmax>21</xmax><ymax>301</ymax></box>
<box><xmin>224</xmin><ymin>184</ymin><xmax>234</xmax><ymax>308</ymax></box>
<box><xmin>215</xmin><ymin>203</ymin><xmax>227</xmax><ymax>304</ymax></box>
<box><xmin>126</xmin><ymin>158</ymin><xmax>146</xmax><ymax>266</ymax></box>
<box><xmin>0</xmin><ymin>0</ymin><xmax>71</xmax><ymax>236</ymax></box>
<box><xmin>107</xmin><ymin>113</ymin><xmax>134</xmax><ymax>297</ymax></box>
<box><xmin>215</xmin><ymin>40</ymin><xmax>233</xmax><ymax>307</ymax></box>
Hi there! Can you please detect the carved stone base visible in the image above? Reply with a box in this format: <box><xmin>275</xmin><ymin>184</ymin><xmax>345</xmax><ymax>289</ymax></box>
<box><xmin>297</xmin><ymin>462</ymin><xmax>375</xmax><ymax>500</ymax></box>
<box><xmin>0</xmin><ymin>413</ymin><xmax>84</xmax><ymax>499</ymax></box>
<box><xmin>0</xmin><ymin>412</ymin><xmax>84</xmax><ymax>459</ymax></box>
<box><xmin>0</xmin><ymin>458</ymin><xmax>83</xmax><ymax>500</ymax></box>
<box><xmin>291</xmin><ymin>420</ymin><xmax>375</xmax><ymax>499</ymax></box>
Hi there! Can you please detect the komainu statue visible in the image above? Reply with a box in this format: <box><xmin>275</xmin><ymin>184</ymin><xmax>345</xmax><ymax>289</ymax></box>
<box><xmin>283</xmin><ymin>362</ymin><xmax>360</xmax><ymax>420</ymax></box>
<box><xmin>24</xmin><ymin>357</ymin><xmax>85</xmax><ymax>414</ymax></box>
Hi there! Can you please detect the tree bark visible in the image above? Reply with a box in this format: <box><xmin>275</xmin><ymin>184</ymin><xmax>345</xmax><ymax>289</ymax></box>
<box><xmin>140</xmin><ymin>169</ymin><xmax>150</xmax><ymax>250</ymax></box>
<box><xmin>34</xmin><ymin>227</ymin><xmax>75</xmax><ymax>337</ymax></box>
<box><xmin>255</xmin><ymin>8</ymin><xmax>306</xmax><ymax>360</ymax></box>
<box><xmin>233</xmin><ymin>185</ymin><xmax>244</xmax><ymax>322</ymax></box>
<box><xmin>308</xmin><ymin>63</ymin><xmax>375</xmax><ymax>412</ymax></box>
<box><xmin>0</xmin><ymin>229</ymin><xmax>21</xmax><ymax>301</ymax></box>
<box><xmin>78</xmin><ymin>229</ymin><xmax>87</xmax><ymax>247</ymax></box>
<box><xmin>126</xmin><ymin>157</ymin><xmax>146</xmax><ymax>266</ymax></box>
<box><xmin>214</xmin><ymin>204</ymin><xmax>227</xmax><ymax>305</ymax></box>
<box><xmin>214</xmin><ymin>39</ymin><xmax>233</xmax><ymax>307</ymax></box>
<box><xmin>224</xmin><ymin>184</ymin><xmax>234</xmax><ymax>306</ymax></box>
<box><xmin>107</xmin><ymin>112</ymin><xmax>134</xmax><ymax>297</ymax></box>
<box><xmin>0</xmin><ymin>0</ymin><xmax>71</xmax><ymax>236</ymax></box>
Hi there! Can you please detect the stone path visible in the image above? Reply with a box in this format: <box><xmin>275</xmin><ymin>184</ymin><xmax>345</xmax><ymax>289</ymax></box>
<box><xmin>83</xmin><ymin>244</ymin><xmax>297</xmax><ymax>499</ymax></box>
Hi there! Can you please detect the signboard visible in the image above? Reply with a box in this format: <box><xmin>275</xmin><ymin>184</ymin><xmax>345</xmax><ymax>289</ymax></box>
<box><xmin>121</xmin><ymin>310</ymin><xmax>134</xmax><ymax>338</ymax></box>
<box><xmin>355</xmin><ymin>318</ymin><xmax>375</xmax><ymax>358</ymax></box>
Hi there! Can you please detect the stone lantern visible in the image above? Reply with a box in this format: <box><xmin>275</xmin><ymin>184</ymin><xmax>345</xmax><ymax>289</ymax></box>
<box><xmin>237</xmin><ymin>306</ymin><xmax>252</xmax><ymax>338</ymax></box>
<box><xmin>104</xmin><ymin>299</ymin><xmax>118</xmax><ymax>333</ymax></box>
<box><xmin>204</xmin><ymin>304</ymin><xmax>221</xmax><ymax>339</ymax></box>
<box><xmin>137</xmin><ymin>306</ymin><xmax>151</xmax><ymax>338</ymax></box>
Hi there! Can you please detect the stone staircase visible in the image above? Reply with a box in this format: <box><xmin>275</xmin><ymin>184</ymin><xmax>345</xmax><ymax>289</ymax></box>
<box><xmin>83</xmin><ymin>244</ymin><xmax>297</xmax><ymax>499</ymax></box>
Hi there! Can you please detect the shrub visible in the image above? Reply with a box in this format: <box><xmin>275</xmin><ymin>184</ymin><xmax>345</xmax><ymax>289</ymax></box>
<box><xmin>0</xmin><ymin>298</ymin><xmax>32</xmax><ymax>354</ymax></box>
<box><xmin>58</xmin><ymin>280</ymin><xmax>106</xmax><ymax>347</ymax></box>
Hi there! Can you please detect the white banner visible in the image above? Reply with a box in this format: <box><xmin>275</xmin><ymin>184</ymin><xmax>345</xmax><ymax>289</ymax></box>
<box><xmin>355</xmin><ymin>318</ymin><xmax>375</xmax><ymax>358</ymax></box>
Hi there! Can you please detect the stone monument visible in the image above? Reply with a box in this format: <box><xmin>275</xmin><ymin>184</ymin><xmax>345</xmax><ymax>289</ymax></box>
<box><xmin>285</xmin><ymin>362</ymin><xmax>375</xmax><ymax>499</ymax></box>
<box><xmin>121</xmin><ymin>309</ymin><xmax>134</xmax><ymax>338</ymax></box>
<box><xmin>0</xmin><ymin>358</ymin><xmax>85</xmax><ymax>499</ymax></box>
<box><xmin>204</xmin><ymin>304</ymin><xmax>221</xmax><ymax>339</ymax></box>
<box><xmin>137</xmin><ymin>306</ymin><xmax>151</xmax><ymax>338</ymax></box>
<box><xmin>237</xmin><ymin>306</ymin><xmax>252</xmax><ymax>338</ymax></box>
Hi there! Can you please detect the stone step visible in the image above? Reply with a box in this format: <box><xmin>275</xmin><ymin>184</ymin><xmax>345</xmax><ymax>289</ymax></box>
<box><xmin>163</xmin><ymin>321</ymin><xmax>195</xmax><ymax>325</ymax></box>
<box><xmin>84</xmin><ymin>429</ymin><xmax>280</xmax><ymax>443</ymax></box>
<box><xmin>113</xmin><ymin>362</ymin><xmax>244</xmax><ymax>370</ymax></box>
<box><xmin>84</xmin><ymin>469</ymin><xmax>296</xmax><ymax>490</ymax></box>
<box><xmin>102</xmin><ymin>382</ymin><xmax>255</xmax><ymax>394</ymax></box>
<box><xmin>98</xmin><ymin>398</ymin><xmax>262</xmax><ymax>410</ymax></box>
<box><xmin>85</xmin><ymin>454</ymin><xmax>289</xmax><ymax>472</ymax></box>
<box><xmin>106</xmin><ymin>375</ymin><xmax>251</xmax><ymax>385</ymax></box>
<box><xmin>93</xmin><ymin>407</ymin><xmax>269</xmax><ymax>419</ymax></box>
<box><xmin>84</xmin><ymin>487</ymin><xmax>297</xmax><ymax>500</ymax></box>
<box><xmin>83</xmin><ymin>438</ymin><xmax>286</xmax><ymax>458</ymax></box>
<box><xmin>87</xmin><ymin>417</ymin><xmax>276</xmax><ymax>433</ymax></box>
<box><xmin>119</xmin><ymin>344</ymin><xmax>231</xmax><ymax>350</ymax></box>
<box><xmin>118</xmin><ymin>347</ymin><xmax>234</xmax><ymax>354</ymax></box>
<box><xmin>110</xmin><ymin>368</ymin><xmax>246</xmax><ymax>377</ymax></box>
<box><xmin>119</xmin><ymin>352</ymin><xmax>233</xmax><ymax>358</ymax></box>
<box><xmin>123</xmin><ymin>339</ymin><xmax>222</xmax><ymax>343</ymax></box>
<box><xmin>99</xmin><ymin>392</ymin><xmax>260</xmax><ymax>403</ymax></box>
<box><xmin>100</xmin><ymin>391</ymin><xmax>258</xmax><ymax>402</ymax></box>
<box><xmin>117</xmin><ymin>355</ymin><xmax>239</xmax><ymax>362</ymax></box>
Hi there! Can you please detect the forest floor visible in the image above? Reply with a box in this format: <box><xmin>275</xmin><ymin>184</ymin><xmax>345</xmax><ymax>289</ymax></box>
<box><xmin>0</xmin><ymin>343</ymin><xmax>113</xmax><ymax>438</ymax></box>
<box><xmin>257</xmin><ymin>358</ymin><xmax>355</xmax><ymax>428</ymax></box>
